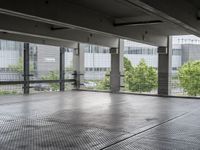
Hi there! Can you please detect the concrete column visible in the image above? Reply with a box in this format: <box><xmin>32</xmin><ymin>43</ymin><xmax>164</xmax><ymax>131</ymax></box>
<box><xmin>158</xmin><ymin>36</ymin><xmax>172</xmax><ymax>96</ymax></box>
<box><xmin>60</xmin><ymin>47</ymin><xmax>65</xmax><ymax>91</ymax></box>
<box><xmin>73</xmin><ymin>43</ymin><xmax>85</xmax><ymax>89</ymax></box>
<box><xmin>110</xmin><ymin>39</ymin><xmax>124</xmax><ymax>93</ymax></box>
<box><xmin>23</xmin><ymin>43</ymin><xmax>30</xmax><ymax>94</ymax></box>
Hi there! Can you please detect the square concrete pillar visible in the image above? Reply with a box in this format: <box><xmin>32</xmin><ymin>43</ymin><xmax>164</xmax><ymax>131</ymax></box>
<box><xmin>73</xmin><ymin>43</ymin><xmax>85</xmax><ymax>89</ymax></box>
<box><xmin>158</xmin><ymin>37</ymin><xmax>172</xmax><ymax>96</ymax></box>
<box><xmin>110</xmin><ymin>39</ymin><xmax>124</xmax><ymax>93</ymax></box>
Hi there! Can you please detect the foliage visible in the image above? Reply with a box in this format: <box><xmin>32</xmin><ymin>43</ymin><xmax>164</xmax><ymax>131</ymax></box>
<box><xmin>8</xmin><ymin>57</ymin><xmax>34</xmax><ymax>73</ymax></box>
<box><xmin>124</xmin><ymin>57</ymin><xmax>134</xmax><ymax>90</ymax></box>
<box><xmin>41</xmin><ymin>71</ymin><xmax>59</xmax><ymax>91</ymax></box>
<box><xmin>97</xmin><ymin>57</ymin><xmax>158</xmax><ymax>92</ymax></box>
<box><xmin>0</xmin><ymin>90</ymin><xmax>17</xmax><ymax>95</ymax></box>
<box><xmin>8</xmin><ymin>58</ymin><xmax>75</xmax><ymax>92</ymax></box>
<box><xmin>124</xmin><ymin>57</ymin><xmax>134</xmax><ymax>72</ymax></box>
<box><xmin>125</xmin><ymin>58</ymin><xmax>157</xmax><ymax>92</ymax></box>
<box><xmin>96</xmin><ymin>72</ymin><xmax>110</xmax><ymax>90</ymax></box>
<box><xmin>8</xmin><ymin>57</ymin><xmax>24</xmax><ymax>73</ymax></box>
<box><xmin>178</xmin><ymin>61</ymin><xmax>200</xmax><ymax>96</ymax></box>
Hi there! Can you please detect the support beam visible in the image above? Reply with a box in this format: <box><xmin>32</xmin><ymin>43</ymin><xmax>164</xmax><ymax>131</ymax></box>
<box><xmin>73</xmin><ymin>43</ymin><xmax>85</xmax><ymax>89</ymax></box>
<box><xmin>110</xmin><ymin>39</ymin><xmax>124</xmax><ymax>93</ymax></box>
<box><xmin>197</xmin><ymin>10</ymin><xmax>200</xmax><ymax>20</ymax></box>
<box><xmin>60</xmin><ymin>47</ymin><xmax>65</xmax><ymax>91</ymax></box>
<box><xmin>23</xmin><ymin>43</ymin><xmax>30</xmax><ymax>94</ymax></box>
<box><xmin>0</xmin><ymin>14</ymin><xmax>119</xmax><ymax>48</ymax></box>
<box><xmin>158</xmin><ymin>37</ymin><xmax>172</xmax><ymax>96</ymax></box>
<box><xmin>0</xmin><ymin>1</ymin><xmax>169</xmax><ymax>46</ymax></box>
<box><xmin>0</xmin><ymin>32</ymin><xmax>78</xmax><ymax>49</ymax></box>
<box><xmin>127</xmin><ymin>0</ymin><xmax>200</xmax><ymax>37</ymax></box>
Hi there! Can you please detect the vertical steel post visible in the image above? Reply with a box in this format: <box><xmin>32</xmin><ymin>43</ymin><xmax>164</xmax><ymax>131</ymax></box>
<box><xmin>23</xmin><ymin>43</ymin><xmax>30</xmax><ymax>94</ymax></box>
<box><xmin>60</xmin><ymin>47</ymin><xmax>65</xmax><ymax>91</ymax></box>
<box><xmin>73</xmin><ymin>43</ymin><xmax>84</xmax><ymax>89</ymax></box>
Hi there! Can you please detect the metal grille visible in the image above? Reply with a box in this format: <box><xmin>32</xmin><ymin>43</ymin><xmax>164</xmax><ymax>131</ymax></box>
<box><xmin>0</xmin><ymin>91</ymin><xmax>200</xmax><ymax>149</ymax></box>
<box><xmin>121</xmin><ymin>40</ymin><xmax>158</xmax><ymax>95</ymax></box>
<box><xmin>106</xmin><ymin>111</ymin><xmax>200</xmax><ymax>150</ymax></box>
<box><xmin>65</xmin><ymin>48</ymin><xmax>74</xmax><ymax>91</ymax></box>
<box><xmin>29</xmin><ymin>44</ymin><xmax>60</xmax><ymax>93</ymax></box>
<box><xmin>0</xmin><ymin>116</ymin><xmax>129</xmax><ymax>150</ymax></box>
<box><xmin>83</xmin><ymin>44</ymin><xmax>111</xmax><ymax>91</ymax></box>
<box><xmin>0</xmin><ymin>40</ymin><xmax>24</xmax><ymax>95</ymax></box>
<box><xmin>170</xmin><ymin>35</ymin><xmax>200</xmax><ymax>97</ymax></box>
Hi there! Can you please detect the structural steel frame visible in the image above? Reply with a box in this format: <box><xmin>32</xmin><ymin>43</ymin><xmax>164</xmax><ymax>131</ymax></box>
<box><xmin>0</xmin><ymin>43</ymin><xmax>76</xmax><ymax>94</ymax></box>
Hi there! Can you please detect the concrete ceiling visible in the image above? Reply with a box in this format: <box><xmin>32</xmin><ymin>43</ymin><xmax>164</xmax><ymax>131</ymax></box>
<box><xmin>187</xmin><ymin>0</ymin><xmax>200</xmax><ymax>8</ymax></box>
<box><xmin>0</xmin><ymin>0</ymin><xmax>198</xmax><ymax>47</ymax></box>
<box><xmin>65</xmin><ymin>0</ymin><xmax>148</xmax><ymax>18</ymax></box>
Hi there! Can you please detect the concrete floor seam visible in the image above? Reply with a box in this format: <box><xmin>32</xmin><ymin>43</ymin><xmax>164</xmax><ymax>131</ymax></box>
<box><xmin>100</xmin><ymin>111</ymin><xmax>189</xmax><ymax>150</ymax></box>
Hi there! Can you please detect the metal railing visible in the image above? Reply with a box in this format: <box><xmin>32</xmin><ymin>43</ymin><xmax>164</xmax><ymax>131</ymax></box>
<box><xmin>0</xmin><ymin>72</ymin><xmax>76</xmax><ymax>95</ymax></box>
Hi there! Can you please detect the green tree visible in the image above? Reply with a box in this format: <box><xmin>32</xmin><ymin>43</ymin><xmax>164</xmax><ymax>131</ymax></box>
<box><xmin>124</xmin><ymin>57</ymin><xmax>134</xmax><ymax>72</ymax></box>
<box><xmin>97</xmin><ymin>57</ymin><xmax>158</xmax><ymax>92</ymax></box>
<box><xmin>96</xmin><ymin>71</ymin><xmax>110</xmax><ymax>90</ymax></box>
<box><xmin>96</xmin><ymin>57</ymin><xmax>133</xmax><ymax>90</ymax></box>
<box><xmin>41</xmin><ymin>71</ymin><xmax>59</xmax><ymax>91</ymax></box>
<box><xmin>124</xmin><ymin>57</ymin><xmax>134</xmax><ymax>90</ymax></box>
<box><xmin>9</xmin><ymin>57</ymin><xmax>24</xmax><ymax>73</ymax></box>
<box><xmin>126</xmin><ymin>59</ymin><xmax>157</xmax><ymax>92</ymax></box>
<box><xmin>178</xmin><ymin>61</ymin><xmax>200</xmax><ymax>96</ymax></box>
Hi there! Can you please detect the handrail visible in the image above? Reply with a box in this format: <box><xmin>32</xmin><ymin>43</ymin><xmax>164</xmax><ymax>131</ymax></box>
<box><xmin>0</xmin><ymin>79</ymin><xmax>75</xmax><ymax>85</ymax></box>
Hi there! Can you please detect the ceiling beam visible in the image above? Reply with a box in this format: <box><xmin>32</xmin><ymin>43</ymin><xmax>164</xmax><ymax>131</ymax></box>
<box><xmin>197</xmin><ymin>10</ymin><xmax>200</xmax><ymax>20</ymax></box>
<box><xmin>0</xmin><ymin>0</ymin><xmax>169</xmax><ymax>46</ymax></box>
<box><xmin>0</xmin><ymin>32</ymin><xmax>78</xmax><ymax>48</ymax></box>
<box><xmin>0</xmin><ymin>14</ymin><xmax>119</xmax><ymax>48</ymax></box>
<box><xmin>126</xmin><ymin>0</ymin><xmax>200</xmax><ymax>37</ymax></box>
